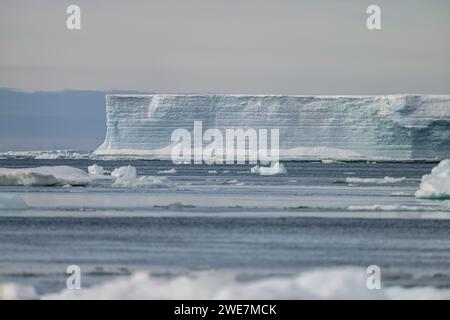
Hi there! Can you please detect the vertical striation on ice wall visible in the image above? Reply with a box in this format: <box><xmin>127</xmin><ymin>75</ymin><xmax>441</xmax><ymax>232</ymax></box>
<box><xmin>94</xmin><ymin>94</ymin><xmax>450</xmax><ymax>160</ymax></box>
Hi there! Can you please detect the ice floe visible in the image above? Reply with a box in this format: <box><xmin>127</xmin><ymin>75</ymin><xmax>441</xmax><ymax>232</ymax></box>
<box><xmin>415</xmin><ymin>160</ymin><xmax>450</xmax><ymax>199</ymax></box>
<box><xmin>347</xmin><ymin>205</ymin><xmax>430</xmax><ymax>211</ymax></box>
<box><xmin>2</xmin><ymin>267</ymin><xmax>443</xmax><ymax>300</ymax></box>
<box><xmin>0</xmin><ymin>166</ymin><xmax>91</xmax><ymax>186</ymax></box>
<box><xmin>345</xmin><ymin>177</ymin><xmax>406</xmax><ymax>184</ymax></box>
<box><xmin>250</xmin><ymin>162</ymin><xmax>286</xmax><ymax>175</ymax></box>
<box><xmin>0</xmin><ymin>193</ymin><xmax>28</xmax><ymax>210</ymax></box>
<box><xmin>157</xmin><ymin>168</ymin><xmax>177</xmax><ymax>174</ymax></box>
<box><xmin>111</xmin><ymin>165</ymin><xmax>172</xmax><ymax>188</ymax></box>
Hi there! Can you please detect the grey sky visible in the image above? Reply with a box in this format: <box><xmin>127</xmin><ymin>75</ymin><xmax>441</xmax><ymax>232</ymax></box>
<box><xmin>1</xmin><ymin>0</ymin><xmax>450</xmax><ymax>94</ymax></box>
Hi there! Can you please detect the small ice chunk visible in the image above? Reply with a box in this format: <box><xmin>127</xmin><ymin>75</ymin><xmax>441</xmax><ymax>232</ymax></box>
<box><xmin>345</xmin><ymin>177</ymin><xmax>405</xmax><ymax>184</ymax></box>
<box><xmin>415</xmin><ymin>175</ymin><xmax>450</xmax><ymax>199</ymax></box>
<box><xmin>157</xmin><ymin>168</ymin><xmax>177</xmax><ymax>174</ymax></box>
<box><xmin>88</xmin><ymin>164</ymin><xmax>112</xmax><ymax>181</ymax></box>
<box><xmin>0</xmin><ymin>193</ymin><xmax>29</xmax><ymax>210</ymax></box>
<box><xmin>250</xmin><ymin>162</ymin><xmax>287</xmax><ymax>176</ymax></box>
<box><xmin>431</xmin><ymin>159</ymin><xmax>450</xmax><ymax>177</ymax></box>
<box><xmin>88</xmin><ymin>164</ymin><xmax>105</xmax><ymax>176</ymax></box>
<box><xmin>111</xmin><ymin>166</ymin><xmax>137</xmax><ymax>180</ymax></box>
<box><xmin>111</xmin><ymin>165</ymin><xmax>172</xmax><ymax>188</ymax></box>
<box><xmin>415</xmin><ymin>160</ymin><xmax>450</xmax><ymax>199</ymax></box>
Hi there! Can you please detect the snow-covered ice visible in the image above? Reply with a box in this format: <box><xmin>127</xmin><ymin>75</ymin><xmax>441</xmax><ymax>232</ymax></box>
<box><xmin>19</xmin><ymin>268</ymin><xmax>447</xmax><ymax>300</ymax></box>
<box><xmin>415</xmin><ymin>160</ymin><xmax>450</xmax><ymax>199</ymax></box>
<box><xmin>0</xmin><ymin>166</ymin><xmax>91</xmax><ymax>186</ymax></box>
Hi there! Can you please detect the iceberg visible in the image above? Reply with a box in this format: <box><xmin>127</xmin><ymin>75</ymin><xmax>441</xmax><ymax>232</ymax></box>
<box><xmin>94</xmin><ymin>94</ymin><xmax>450</xmax><ymax>160</ymax></box>
<box><xmin>415</xmin><ymin>160</ymin><xmax>450</xmax><ymax>199</ymax></box>
<box><xmin>0</xmin><ymin>166</ymin><xmax>91</xmax><ymax>186</ymax></box>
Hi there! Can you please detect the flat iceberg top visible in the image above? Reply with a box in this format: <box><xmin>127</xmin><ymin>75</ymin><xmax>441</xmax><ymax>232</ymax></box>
<box><xmin>107</xmin><ymin>94</ymin><xmax>450</xmax><ymax>98</ymax></box>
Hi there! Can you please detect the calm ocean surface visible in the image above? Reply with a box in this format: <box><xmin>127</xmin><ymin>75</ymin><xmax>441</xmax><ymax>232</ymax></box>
<box><xmin>1</xmin><ymin>158</ymin><xmax>449</xmax><ymax>296</ymax></box>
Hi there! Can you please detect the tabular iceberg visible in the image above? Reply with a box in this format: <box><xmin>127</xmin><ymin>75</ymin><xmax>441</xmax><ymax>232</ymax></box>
<box><xmin>94</xmin><ymin>94</ymin><xmax>450</xmax><ymax>160</ymax></box>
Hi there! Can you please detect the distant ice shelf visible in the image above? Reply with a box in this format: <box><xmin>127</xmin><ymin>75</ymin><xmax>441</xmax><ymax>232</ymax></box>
<box><xmin>93</xmin><ymin>94</ymin><xmax>450</xmax><ymax>160</ymax></box>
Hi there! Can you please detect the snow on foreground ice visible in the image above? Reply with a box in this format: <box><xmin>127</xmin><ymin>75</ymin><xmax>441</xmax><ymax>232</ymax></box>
<box><xmin>346</xmin><ymin>177</ymin><xmax>406</xmax><ymax>184</ymax></box>
<box><xmin>110</xmin><ymin>165</ymin><xmax>173</xmax><ymax>188</ymax></box>
<box><xmin>0</xmin><ymin>166</ymin><xmax>91</xmax><ymax>186</ymax></box>
<box><xmin>415</xmin><ymin>160</ymin><xmax>450</xmax><ymax>199</ymax></box>
<box><xmin>251</xmin><ymin>162</ymin><xmax>286</xmax><ymax>175</ymax></box>
<box><xmin>2</xmin><ymin>267</ymin><xmax>450</xmax><ymax>300</ymax></box>
<box><xmin>0</xmin><ymin>193</ymin><xmax>28</xmax><ymax>210</ymax></box>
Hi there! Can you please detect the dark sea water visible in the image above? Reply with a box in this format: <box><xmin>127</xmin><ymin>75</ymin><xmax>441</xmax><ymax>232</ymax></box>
<box><xmin>0</xmin><ymin>158</ymin><xmax>449</xmax><ymax>298</ymax></box>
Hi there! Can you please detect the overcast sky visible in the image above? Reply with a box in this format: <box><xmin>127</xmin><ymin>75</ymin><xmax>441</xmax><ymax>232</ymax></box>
<box><xmin>1</xmin><ymin>0</ymin><xmax>450</xmax><ymax>94</ymax></box>
<box><xmin>1</xmin><ymin>1</ymin><xmax>449</xmax><ymax>151</ymax></box>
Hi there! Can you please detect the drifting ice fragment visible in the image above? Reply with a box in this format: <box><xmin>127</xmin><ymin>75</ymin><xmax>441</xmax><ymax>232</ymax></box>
<box><xmin>345</xmin><ymin>177</ymin><xmax>406</xmax><ymax>184</ymax></box>
<box><xmin>111</xmin><ymin>165</ymin><xmax>172</xmax><ymax>188</ymax></box>
<box><xmin>0</xmin><ymin>166</ymin><xmax>91</xmax><ymax>186</ymax></box>
<box><xmin>251</xmin><ymin>162</ymin><xmax>287</xmax><ymax>175</ymax></box>
<box><xmin>415</xmin><ymin>160</ymin><xmax>450</xmax><ymax>199</ymax></box>
<box><xmin>0</xmin><ymin>193</ymin><xmax>29</xmax><ymax>210</ymax></box>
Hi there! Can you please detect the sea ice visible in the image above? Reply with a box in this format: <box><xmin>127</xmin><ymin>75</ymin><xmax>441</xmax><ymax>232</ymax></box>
<box><xmin>157</xmin><ymin>168</ymin><xmax>177</xmax><ymax>174</ymax></box>
<box><xmin>88</xmin><ymin>164</ymin><xmax>105</xmax><ymax>176</ymax></box>
<box><xmin>0</xmin><ymin>166</ymin><xmax>91</xmax><ymax>186</ymax></box>
<box><xmin>250</xmin><ymin>162</ymin><xmax>286</xmax><ymax>175</ymax></box>
<box><xmin>345</xmin><ymin>177</ymin><xmax>406</xmax><ymax>184</ymax></box>
<box><xmin>38</xmin><ymin>268</ymin><xmax>450</xmax><ymax>300</ymax></box>
<box><xmin>0</xmin><ymin>193</ymin><xmax>29</xmax><ymax>210</ymax></box>
<box><xmin>111</xmin><ymin>165</ymin><xmax>172</xmax><ymax>188</ymax></box>
<box><xmin>415</xmin><ymin>160</ymin><xmax>450</xmax><ymax>199</ymax></box>
<box><xmin>0</xmin><ymin>283</ymin><xmax>38</xmax><ymax>300</ymax></box>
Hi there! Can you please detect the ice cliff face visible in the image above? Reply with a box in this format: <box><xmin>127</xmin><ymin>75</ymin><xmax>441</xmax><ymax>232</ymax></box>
<box><xmin>94</xmin><ymin>95</ymin><xmax>450</xmax><ymax>160</ymax></box>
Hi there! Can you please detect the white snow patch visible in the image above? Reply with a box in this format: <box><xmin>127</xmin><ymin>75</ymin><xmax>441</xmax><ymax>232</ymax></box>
<box><xmin>345</xmin><ymin>177</ymin><xmax>406</xmax><ymax>184</ymax></box>
<box><xmin>415</xmin><ymin>160</ymin><xmax>450</xmax><ymax>199</ymax></box>
<box><xmin>0</xmin><ymin>166</ymin><xmax>91</xmax><ymax>186</ymax></box>
<box><xmin>36</xmin><ymin>267</ymin><xmax>450</xmax><ymax>300</ymax></box>
<box><xmin>251</xmin><ymin>162</ymin><xmax>287</xmax><ymax>176</ymax></box>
